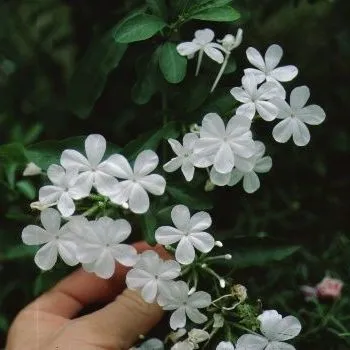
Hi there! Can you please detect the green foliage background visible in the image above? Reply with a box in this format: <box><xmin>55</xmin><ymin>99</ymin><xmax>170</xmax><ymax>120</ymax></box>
<box><xmin>0</xmin><ymin>0</ymin><xmax>349</xmax><ymax>348</ymax></box>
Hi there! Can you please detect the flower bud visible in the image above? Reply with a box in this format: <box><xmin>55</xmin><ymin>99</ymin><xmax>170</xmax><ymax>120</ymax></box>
<box><xmin>219</xmin><ymin>28</ymin><xmax>243</xmax><ymax>51</ymax></box>
<box><xmin>204</xmin><ymin>179</ymin><xmax>215</xmax><ymax>192</ymax></box>
<box><xmin>316</xmin><ymin>277</ymin><xmax>343</xmax><ymax>299</ymax></box>
<box><xmin>215</xmin><ymin>240</ymin><xmax>223</xmax><ymax>247</ymax></box>
<box><xmin>220</xmin><ymin>278</ymin><xmax>226</xmax><ymax>288</ymax></box>
<box><xmin>231</xmin><ymin>284</ymin><xmax>248</xmax><ymax>302</ymax></box>
<box><xmin>23</xmin><ymin>162</ymin><xmax>42</xmax><ymax>176</ymax></box>
<box><xmin>30</xmin><ymin>201</ymin><xmax>50</xmax><ymax>211</ymax></box>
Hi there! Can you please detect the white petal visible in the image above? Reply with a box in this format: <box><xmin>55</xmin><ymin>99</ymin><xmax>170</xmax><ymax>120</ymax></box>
<box><xmin>257</xmin><ymin>81</ymin><xmax>281</xmax><ymax>100</ymax></box>
<box><xmin>216</xmin><ymin>341</ymin><xmax>235</xmax><ymax>350</ymax></box>
<box><xmin>171</xmin><ymin>205</ymin><xmax>191</xmax><ymax>230</ymax></box>
<box><xmin>39</xmin><ymin>186</ymin><xmax>62</xmax><ymax>205</ymax></box>
<box><xmin>228</xmin><ymin>169</ymin><xmax>244</xmax><ymax>186</ymax></box>
<box><xmin>126</xmin><ymin>268</ymin><xmax>153</xmax><ymax>289</ymax></box>
<box><xmin>290</xmin><ymin>86</ymin><xmax>310</xmax><ymax>109</ymax></box>
<box><xmin>295</xmin><ymin>105</ymin><xmax>326</xmax><ymax>125</ymax></box>
<box><xmin>188</xmin><ymin>291</ymin><xmax>211</xmax><ymax>308</ymax></box>
<box><xmin>134</xmin><ymin>150</ymin><xmax>159</xmax><ymax>176</ymax></box>
<box><xmin>269</xmin><ymin>316</ymin><xmax>302</xmax><ymax>341</ymax></box>
<box><xmin>68</xmin><ymin>172</ymin><xmax>93</xmax><ymax>199</ymax></box>
<box><xmin>236</xmin><ymin>334</ymin><xmax>269</xmax><ymax>350</ymax></box>
<box><xmin>155</xmin><ymin>226</ymin><xmax>184</xmax><ymax>245</ymax></box>
<box><xmin>141</xmin><ymin>280</ymin><xmax>158</xmax><ymax>303</ymax></box>
<box><xmin>22</xmin><ymin>225</ymin><xmax>52</xmax><ymax>245</ymax></box>
<box><xmin>109</xmin><ymin>180</ymin><xmax>134</xmax><ymax>205</ymax></box>
<box><xmin>136</xmin><ymin>251</ymin><xmax>160</xmax><ymax>274</ymax></box>
<box><xmin>40</xmin><ymin>208</ymin><xmax>61</xmax><ymax>232</ymax></box>
<box><xmin>129</xmin><ymin>183</ymin><xmax>150</xmax><ymax>214</ymax></box>
<box><xmin>265</xmin><ymin>44</ymin><xmax>283</xmax><ymax>71</ymax></box>
<box><xmin>254</xmin><ymin>141</ymin><xmax>266</xmax><ymax>158</ymax></box>
<box><xmin>272</xmin><ymin>118</ymin><xmax>293</xmax><ymax>143</ymax></box>
<box><xmin>204</xmin><ymin>46</ymin><xmax>224</xmax><ymax>64</ymax></box>
<box><xmin>60</xmin><ymin>150</ymin><xmax>90</xmax><ymax>171</ymax></box>
<box><xmin>164</xmin><ymin>157</ymin><xmax>183</xmax><ymax>172</ymax></box>
<box><xmin>158</xmin><ymin>260</ymin><xmax>181</xmax><ymax>279</ymax></box>
<box><xmin>186</xmin><ymin>306</ymin><xmax>207</xmax><ymax>324</ymax></box>
<box><xmin>111</xmin><ymin>218</ymin><xmax>132</xmax><ymax>242</ymax></box>
<box><xmin>168</xmin><ymin>138</ymin><xmax>184</xmax><ymax>155</ymax></box>
<box><xmin>270</xmin><ymin>66</ymin><xmax>298</xmax><ymax>82</ymax></box>
<box><xmin>47</xmin><ymin>164</ymin><xmax>66</xmax><ymax>185</ymax></box>
<box><xmin>230</xmin><ymin>87</ymin><xmax>250</xmax><ymax>103</ymax></box>
<box><xmin>227</xmin><ymin>115</ymin><xmax>252</xmax><ymax>137</ymax></box>
<box><xmin>194</xmin><ymin>29</ymin><xmax>214</xmax><ymax>44</ymax></box>
<box><xmin>193</xmin><ymin>138</ymin><xmax>220</xmax><ymax>158</ymax></box>
<box><xmin>102</xmin><ymin>154</ymin><xmax>133</xmax><ymax>179</ymax></box>
<box><xmin>256</xmin><ymin>101</ymin><xmax>278</xmax><ymax>121</ymax></box>
<box><xmin>138</xmin><ymin>174</ymin><xmax>166</xmax><ymax>195</ymax></box>
<box><xmin>255</xmin><ymin>156</ymin><xmax>272</xmax><ymax>173</ymax></box>
<box><xmin>209</xmin><ymin>167</ymin><xmax>231</xmax><ymax>186</ymax></box>
<box><xmin>292</xmin><ymin>118</ymin><xmax>310</xmax><ymax>146</ymax></box>
<box><xmin>177</xmin><ymin>42</ymin><xmax>200</xmax><ymax>56</ymax></box>
<box><xmin>236</xmin><ymin>102</ymin><xmax>256</xmax><ymax>120</ymax></box>
<box><xmin>76</xmin><ymin>243</ymin><xmax>101</xmax><ymax>263</ymax></box>
<box><xmin>243</xmin><ymin>172</ymin><xmax>260</xmax><ymax>193</ymax></box>
<box><xmin>246</xmin><ymin>47</ymin><xmax>266</xmax><ymax>71</ymax></box>
<box><xmin>170</xmin><ymin>307</ymin><xmax>187</xmax><ymax>330</ymax></box>
<box><xmin>200</xmin><ymin>113</ymin><xmax>226</xmax><ymax>138</ymax></box>
<box><xmin>189</xmin><ymin>232</ymin><xmax>215</xmax><ymax>253</ymax></box>
<box><xmin>189</xmin><ymin>211</ymin><xmax>211</xmax><ymax>232</ymax></box>
<box><xmin>271</xmin><ymin>98</ymin><xmax>292</xmax><ymax>119</ymax></box>
<box><xmin>265</xmin><ymin>342</ymin><xmax>295</xmax><ymax>350</ymax></box>
<box><xmin>34</xmin><ymin>241</ymin><xmax>58</xmax><ymax>270</ymax></box>
<box><xmin>235</xmin><ymin>155</ymin><xmax>255</xmax><ymax>173</ymax></box>
<box><xmin>183</xmin><ymin>133</ymin><xmax>198</xmax><ymax>149</ymax></box>
<box><xmin>213</xmin><ymin>143</ymin><xmax>234</xmax><ymax>174</ymax></box>
<box><xmin>57</xmin><ymin>192</ymin><xmax>75</xmax><ymax>217</ymax></box>
<box><xmin>85</xmin><ymin>134</ymin><xmax>106</xmax><ymax>168</ymax></box>
<box><xmin>175</xmin><ymin>237</ymin><xmax>195</xmax><ymax>265</ymax></box>
<box><xmin>90</xmin><ymin>250</ymin><xmax>116</xmax><ymax>279</ymax></box>
<box><xmin>242</xmin><ymin>74</ymin><xmax>258</xmax><ymax>97</ymax></box>
<box><xmin>58</xmin><ymin>240</ymin><xmax>79</xmax><ymax>266</ymax></box>
<box><xmin>111</xmin><ymin>244</ymin><xmax>137</xmax><ymax>266</ymax></box>
<box><xmin>181</xmin><ymin>160</ymin><xmax>195</xmax><ymax>182</ymax></box>
<box><xmin>94</xmin><ymin>172</ymin><xmax>119</xmax><ymax>196</ymax></box>
<box><xmin>244</xmin><ymin>68</ymin><xmax>266</xmax><ymax>83</ymax></box>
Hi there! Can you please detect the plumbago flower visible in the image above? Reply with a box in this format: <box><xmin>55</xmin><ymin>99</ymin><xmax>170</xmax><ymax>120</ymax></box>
<box><xmin>155</xmin><ymin>205</ymin><xmax>214</xmax><ymax>265</ymax></box>
<box><xmin>228</xmin><ymin>141</ymin><xmax>272</xmax><ymax>193</ymax></box>
<box><xmin>158</xmin><ymin>281</ymin><xmax>211</xmax><ymax>330</ymax></box>
<box><xmin>177</xmin><ymin>29</ymin><xmax>225</xmax><ymax>75</ymax></box>
<box><xmin>244</xmin><ymin>44</ymin><xmax>298</xmax><ymax>98</ymax></box>
<box><xmin>106</xmin><ymin>150</ymin><xmax>166</xmax><ymax>214</ymax></box>
<box><xmin>272</xmin><ymin>86</ymin><xmax>326</xmax><ymax>146</ymax></box>
<box><xmin>230</xmin><ymin>73</ymin><xmax>280</xmax><ymax>121</ymax></box>
<box><xmin>21</xmin><ymin>208</ymin><xmax>78</xmax><ymax>270</ymax></box>
<box><xmin>236</xmin><ymin>310</ymin><xmax>302</xmax><ymax>350</ymax></box>
<box><xmin>216</xmin><ymin>342</ymin><xmax>235</xmax><ymax>350</ymax></box>
<box><xmin>39</xmin><ymin>164</ymin><xmax>91</xmax><ymax>217</ymax></box>
<box><xmin>194</xmin><ymin>113</ymin><xmax>255</xmax><ymax>175</ymax></box>
<box><xmin>60</xmin><ymin>134</ymin><xmax>119</xmax><ymax>196</ymax></box>
<box><xmin>126</xmin><ymin>250</ymin><xmax>181</xmax><ymax>303</ymax></box>
<box><xmin>72</xmin><ymin>216</ymin><xmax>138</xmax><ymax>279</ymax></box>
<box><xmin>171</xmin><ymin>329</ymin><xmax>209</xmax><ymax>350</ymax></box>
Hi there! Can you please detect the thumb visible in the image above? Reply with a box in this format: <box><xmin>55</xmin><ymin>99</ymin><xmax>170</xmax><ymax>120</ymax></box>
<box><xmin>81</xmin><ymin>288</ymin><xmax>163</xmax><ymax>349</ymax></box>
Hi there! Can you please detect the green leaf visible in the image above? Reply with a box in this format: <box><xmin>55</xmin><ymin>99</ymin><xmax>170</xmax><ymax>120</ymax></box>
<box><xmin>159</xmin><ymin>42</ymin><xmax>187</xmax><ymax>84</ymax></box>
<box><xmin>166</xmin><ymin>184</ymin><xmax>213</xmax><ymax>210</ymax></box>
<box><xmin>221</xmin><ymin>246</ymin><xmax>301</xmax><ymax>269</ymax></box>
<box><xmin>67</xmin><ymin>32</ymin><xmax>127</xmax><ymax>118</ymax></box>
<box><xmin>114</xmin><ymin>14</ymin><xmax>166</xmax><ymax>43</ymax></box>
<box><xmin>140</xmin><ymin>211</ymin><xmax>157</xmax><ymax>245</ymax></box>
<box><xmin>191</xmin><ymin>6</ymin><xmax>241</xmax><ymax>22</ymax></box>
<box><xmin>123</xmin><ymin>122</ymin><xmax>179</xmax><ymax>160</ymax></box>
<box><xmin>146</xmin><ymin>0</ymin><xmax>167</xmax><ymax>19</ymax></box>
<box><xmin>0</xmin><ymin>245</ymin><xmax>36</xmax><ymax>261</ymax></box>
<box><xmin>16</xmin><ymin>180</ymin><xmax>36</xmax><ymax>200</ymax></box>
<box><xmin>0</xmin><ymin>143</ymin><xmax>27</xmax><ymax>164</ymax></box>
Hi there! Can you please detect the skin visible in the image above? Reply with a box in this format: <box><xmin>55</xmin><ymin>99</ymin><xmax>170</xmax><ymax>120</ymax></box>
<box><xmin>6</xmin><ymin>242</ymin><xmax>168</xmax><ymax>350</ymax></box>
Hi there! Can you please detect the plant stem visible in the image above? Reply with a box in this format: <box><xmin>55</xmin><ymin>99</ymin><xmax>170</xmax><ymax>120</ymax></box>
<box><xmin>211</xmin><ymin>53</ymin><xmax>229</xmax><ymax>93</ymax></box>
<box><xmin>195</xmin><ymin>50</ymin><xmax>204</xmax><ymax>76</ymax></box>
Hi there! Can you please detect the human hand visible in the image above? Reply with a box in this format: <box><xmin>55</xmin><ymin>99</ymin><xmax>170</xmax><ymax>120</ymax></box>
<box><xmin>6</xmin><ymin>242</ymin><xmax>166</xmax><ymax>350</ymax></box>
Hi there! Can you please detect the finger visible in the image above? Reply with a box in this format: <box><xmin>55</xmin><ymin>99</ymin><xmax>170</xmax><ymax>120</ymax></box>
<box><xmin>25</xmin><ymin>242</ymin><xmax>168</xmax><ymax>319</ymax></box>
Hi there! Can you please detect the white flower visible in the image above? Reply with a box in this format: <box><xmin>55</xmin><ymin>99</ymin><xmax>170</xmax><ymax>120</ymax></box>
<box><xmin>217</xmin><ymin>341</ymin><xmax>235</xmax><ymax>350</ymax></box>
<box><xmin>136</xmin><ymin>338</ymin><xmax>164</xmax><ymax>350</ymax></box>
<box><xmin>155</xmin><ymin>205</ymin><xmax>214</xmax><ymax>265</ymax></box>
<box><xmin>228</xmin><ymin>141</ymin><xmax>272</xmax><ymax>193</ymax></box>
<box><xmin>23</xmin><ymin>162</ymin><xmax>41</xmax><ymax>176</ymax></box>
<box><xmin>73</xmin><ymin>217</ymin><xmax>138</xmax><ymax>279</ymax></box>
<box><xmin>126</xmin><ymin>250</ymin><xmax>181</xmax><ymax>303</ymax></box>
<box><xmin>230</xmin><ymin>74</ymin><xmax>280</xmax><ymax>121</ymax></box>
<box><xmin>21</xmin><ymin>208</ymin><xmax>78</xmax><ymax>270</ymax></box>
<box><xmin>218</xmin><ymin>28</ymin><xmax>243</xmax><ymax>52</ymax></box>
<box><xmin>171</xmin><ymin>341</ymin><xmax>193</xmax><ymax>350</ymax></box>
<box><xmin>244</xmin><ymin>44</ymin><xmax>298</xmax><ymax>99</ymax></box>
<box><xmin>272</xmin><ymin>86</ymin><xmax>326</xmax><ymax>146</ymax></box>
<box><xmin>194</xmin><ymin>113</ymin><xmax>255</xmax><ymax>174</ymax></box>
<box><xmin>39</xmin><ymin>164</ymin><xmax>91</xmax><ymax>217</ymax></box>
<box><xmin>236</xmin><ymin>310</ymin><xmax>302</xmax><ymax>350</ymax></box>
<box><xmin>158</xmin><ymin>281</ymin><xmax>211</xmax><ymax>330</ymax></box>
<box><xmin>163</xmin><ymin>133</ymin><xmax>209</xmax><ymax>182</ymax></box>
<box><xmin>60</xmin><ymin>134</ymin><xmax>119</xmax><ymax>196</ymax></box>
<box><xmin>171</xmin><ymin>329</ymin><xmax>210</xmax><ymax>350</ymax></box>
<box><xmin>107</xmin><ymin>150</ymin><xmax>166</xmax><ymax>214</ymax></box>
<box><xmin>177</xmin><ymin>29</ymin><xmax>225</xmax><ymax>75</ymax></box>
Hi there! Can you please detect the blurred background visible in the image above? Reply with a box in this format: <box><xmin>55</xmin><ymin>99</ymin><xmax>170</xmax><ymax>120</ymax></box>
<box><xmin>0</xmin><ymin>0</ymin><xmax>349</xmax><ymax>348</ymax></box>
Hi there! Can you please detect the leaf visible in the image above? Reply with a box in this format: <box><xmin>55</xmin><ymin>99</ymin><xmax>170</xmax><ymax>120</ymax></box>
<box><xmin>166</xmin><ymin>184</ymin><xmax>213</xmax><ymax>210</ymax></box>
<box><xmin>0</xmin><ymin>143</ymin><xmax>27</xmax><ymax>164</ymax></box>
<box><xmin>159</xmin><ymin>42</ymin><xmax>187</xmax><ymax>84</ymax></box>
<box><xmin>221</xmin><ymin>246</ymin><xmax>301</xmax><ymax>269</ymax></box>
<box><xmin>146</xmin><ymin>0</ymin><xmax>167</xmax><ymax>19</ymax></box>
<box><xmin>114</xmin><ymin>14</ymin><xmax>166</xmax><ymax>43</ymax></box>
<box><xmin>191</xmin><ymin>6</ymin><xmax>241</xmax><ymax>22</ymax></box>
<box><xmin>0</xmin><ymin>245</ymin><xmax>36</xmax><ymax>261</ymax></box>
<box><xmin>123</xmin><ymin>122</ymin><xmax>180</xmax><ymax>160</ymax></box>
<box><xmin>67</xmin><ymin>32</ymin><xmax>127</xmax><ymax>118</ymax></box>
<box><xmin>140</xmin><ymin>211</ymin><xmax>157</xmax><ymax>245</ymax></box>
<box><xmin>16</xmin><ymin>180</ymin><xmax>36</xmax><ymax>200</ymax></box>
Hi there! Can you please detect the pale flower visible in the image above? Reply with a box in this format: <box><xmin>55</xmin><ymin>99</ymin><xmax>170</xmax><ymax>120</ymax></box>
<box><xmin>39</xmin><ymin>164</ymin><xmax>91</xmax><ymax>217</ymax></box>
<box><xmin>230</xmin><ymin>74</ymin><xmax>280</xmax><ymax>121</ymax></box>
<box><xmin>194</xmin><ymin>113</ymin><xmax>255</xmax><ymax>174</ymax></box>
<box><xmin>126</xmin><ymin>250</ymin><xmax>181</xmax><ymax>303</ymax></box>
<box><xmin>136</xmin><ymin>338</ymin><xmax>164</xmax><ymax>350</ymax></box>
<box><xmin>171</xmin><ymin>329</ymin><xmax>210</xmax><ymax>350</ymax></box>
<box><xmin>107</xmin><ymin>150</ymin><xmax>166</xmax><ymax>214</ymax></box>
<box><xmin>158</xmin><ymin>281</ymin><xmax>211</xmax><ymax>330</ymax></box>
<box><xmin>218</xmin><ymin>29</ymin><xmax>243</xmax><ymax>52</ymax></box>
<box><xmin>155</xmin><ymin>205</ymin><xmax>214</xmax><ymax>265</ymax></box>
<box><xmin>73</xmin><ymin>217</ymin><xmax>138</xmax><ymax>279</ymax></box>
<box><xmin>216</xmin><ymin>341</ymin><xmax>235</xmax><ymax>350</ymax></box>
<box><xmin>244</xmin><ymin>44</ymin><xmax>298</xmax><ymax>98</ymax></box>
<box><xmin>236</xmin><ymin>310</ymin><xmax>302</xmax><ymax>350</ymax></box>
<box><xmin>60</xmin><ymin>134</ymin><xmax>119</xmax><ymax>196</ymax></box>
<box><xmin>23</xmin><ymin>162</ymin><xmax>41</xmax><ymax>176</ymax></box>
<box><xmin>272</xmin><ymin>86</ymin><xmax>326</xmax><ymax>146</ymax></box>
<box><xmin>21</xmin><ymin>208</ymin><xmax>78</xmax><ymax>270</ymax></box>
<box><xmin>228</xmin><ymin>141</ymin><xmax>272</xmax><ymax>193</ymax></box>
<box><xmin>316</xmin><ymin>276</ymin><xmax>344</xmax><ymax>299</ymax></box>
<box><xmin>177</xmin><ymin>29</ymin><xmax>225</xmax><ymax>75</ymax></box>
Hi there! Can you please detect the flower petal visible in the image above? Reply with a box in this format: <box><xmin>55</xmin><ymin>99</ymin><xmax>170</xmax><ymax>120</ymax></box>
<box><xmin>200</xmin><ymin>113</ymin><xmax>226</xmax><ymax>138</ymax></box>
<box><xmin>186</xmin><ymin>307</ymin><xmax>207</xmax><ymax>324</ymax></box>
<box><xmin>47</xmin><ymin>164</ymin><xmax>66</xmax><ymax>185</ymax></box>
<box><xmin>158</xmin><ymin>260</ymin><xmax>181</xmax><ymax>279</ymax></box>
<box><xmin>256</xmin><ymin>101</ymin><xmax>278</xmax><ymax>121</ymax></box>
<box><xmin>204</xmin><ymin>46</ymin><xmax>224</xmax><ymax>64</ymax></box>
<box><xmin>228</xmin><ymin>169</ymin><xmax>244</xmax><ymax>186</ymax></box>
<box><xmin>22</xmin><ymin>225</ymin><xmax>52</xmax><ymax>245</ymax></box>
<box><xmin>58</xmin><ymin>240</ymin><xmax>78</xmax><ymax>266</ymax></box>
<box><xmin>188</xmin><ymin>291</ymin><xmax>211</xmax><ymax>308</ymax></box>
<box><xmin>189</xmin><ymin>232</ymin><xmax>215</xmax><ymax>253</ymax></box>
<box><xmin>170</xmin><ymin>306</ymin><xmax>187</xmax><ymax>330</ymax></box>
<box><xmin>134</xmin><ymin>150</ymin><xmax>159</xmax><ymax>176</ymax></box>
<box><xmin>265</xmin><ymin>44</ymin><xmax>283</xmax><ymax>71</ymax></box>
<box><xmin>264</xmin><ymin>315</ymin><xmax>302</xmax><ymax>341</ymax></box>
<box><xmin>244</xmin><ymin>68</ymin><xmax>266</xmax><ymax>83</ymax></box>
<box><xmin>246</xmin><ymin>47</ymin><xmax>266</xmax><ymax>71</ymax></box>
<box><xmin>213</xmin><ymin>143</ymin><xmax>234</xmax><ymax>174</ymax></box>
<box><xmin>138</xmin><ymin>174</ymin><xmax>166</xmax><ymax>195</ymax></box>
<box><xmin>183</xmin><ymin>133</ymin><xmax>198</xmax><ymax>149</ymax></box>
<box><xmin>177</xmin><ymin>42</ymin><xmax>200</xmax><ymax>56</ymax></box>
<box><xmin>94</xmin><ymin>172</ymin><xmax>119</xmax><ymax>196</ymax></box>
<box><xmin>164</xmin><ymin>157</ymin><xmax>183</xmax><ymax>173</ymax></box>
<box><xmin>236</xmin><ymin>102</ymin><xmax>256</xmax><ymax>120</ymax></box>
<box><xmin>236</xmin><ymin>334</ymin><xmax>269</xmax><ymax>350</ymax></box>
<box><xmin>195</xmin><ymin>29</ymin><xmax>214</xmax><ymax>44</ymax></box>
<box><xmin>243</xmin><ymin>172</ymin><xmax>260</xmax><ymax>193</ymax></box>
<box><xmin>110</xmin><ymin>244</ymin><xmax>138</xmax><ymax>266</ymax></box>
<box><xmin>292</xmin><ymin>118</ymin><xmax>310</xmax><ymax>146</ymax></box>
<box><xmin>155</xmin><ymin>226</ymin><xmax>184</xmax><ymax>245</ymax></box>
<box><xmin>181</xmin><ymin>160</ymin><xmax>195</xmax><ymax>182</ymax></box>
<box><xmin>57</xmin><ymin>192</ymin><xmax>75</xmax><ymax>217</ymax></box>
<box><xmin>34</xmin><ymin>241</ymin><xmax>58</xmax><ymax>270</ymax></box>
<box><xmin>85</xmin><ymin>134</ymin><xmax>106</xmax><ymax>168</ymax></box>
<box><xmin>255</xmin><ymin>156</ymin><xmax>272</xmax><ymax>173</ymax></box>
<box><xmin>168</xmin><ymin>138</ymin><xmax>184</xmax><ymax>155</ymax></box>
<box><xmin>290</xmin><ymin>86</ymin><xmax>310</xmax><ymax>109</ymax></box>
<box><xmin>295</xmin><ymin>105</ymin><xmax>326</xmax><ymax>125</ymax></box>
<box><xmin>272</xmin><ymin>118</ymin><xmax>293</xmax><ymax>143</ymax></box>
<box><xmin>175</xmin><ymin>237</ymin><xmax>195</xmax><ymax>265</ymax></box>
<box><xmin>141</xmin><ymin>280</ymin><xmax>158</xmax><ymax>303</ymax></box>
<box><xmin>60</xmin><ymin>150</ymin><xmax>90</xmax><ymax>171</ymax></box>
<box><xmin>230</xmin><ymin>87</ymin><xmax>250</xmax><ymax>103</ymax></box>
<box><xmin>209</xmin><ymin>167</ymin><xmax>231</xmax><ymax>186</ymax></box>
<box><xmin>242</xmin><ymin>73</ymin><xmax>258</xmax><ymax>97</ymax></box>
<box><xmin>271</xmin><ymin>98</ymin><xmax>292</xmax><ymax>119</ymax></box>
<box><xmin>189</xmin><ymin>211</ymin><xmax>212</xmax><ymax>232</ymax></box>
<box><xmin>102</xmin><ymin>154</ymin><xmax>133</xmax><ymax>179</ymax></box>
<box><xmin>270</xmin><ymin>66</ymin><xmax>298</xmax><ymax>82</ymax></box>
<box><xmin>126</xmin><ymin>268</ymin><xmax>153</xmax><ymax>289</ymax></box>
<box><xmin>39</xmin><ymin>186</ymin><xmax>62</xmax><ymax>205</ymax></box>
<box><xmin>266</xmin><ymin>342</ymin><xmax>296</xmax><ymax>350</ymax></box>
<box><xmin>235</xmin><ymin>155</ymin><xmax>255</xmax><ymax>173</ymax></box>
<box><xmin>109</xmin><ymin>180</ymin><xmax>134</xmax><ymax>205</ymax></box>
<box><xmin>129</xmin><ymin>183</ymin><xmax>150</xmax><ymax>214</ymax></box>
<box><xmin>69</xmin><ymin>172</ymin><xmax>93</xmax><ymax>199</ymax></box>
<box><xmin>171</xmin><ymin>205</ymin><xmax>191</xmax><ymax>230</ymax></box>
<box><xmin>89</xmin><ymin>249</ymin><xmax>116</xmax><ymax>279</ymax></box>
<box><xmin>40</xmin><ymin>208</ymin><xmax>61</xmax><ymax>232</ymax></box>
